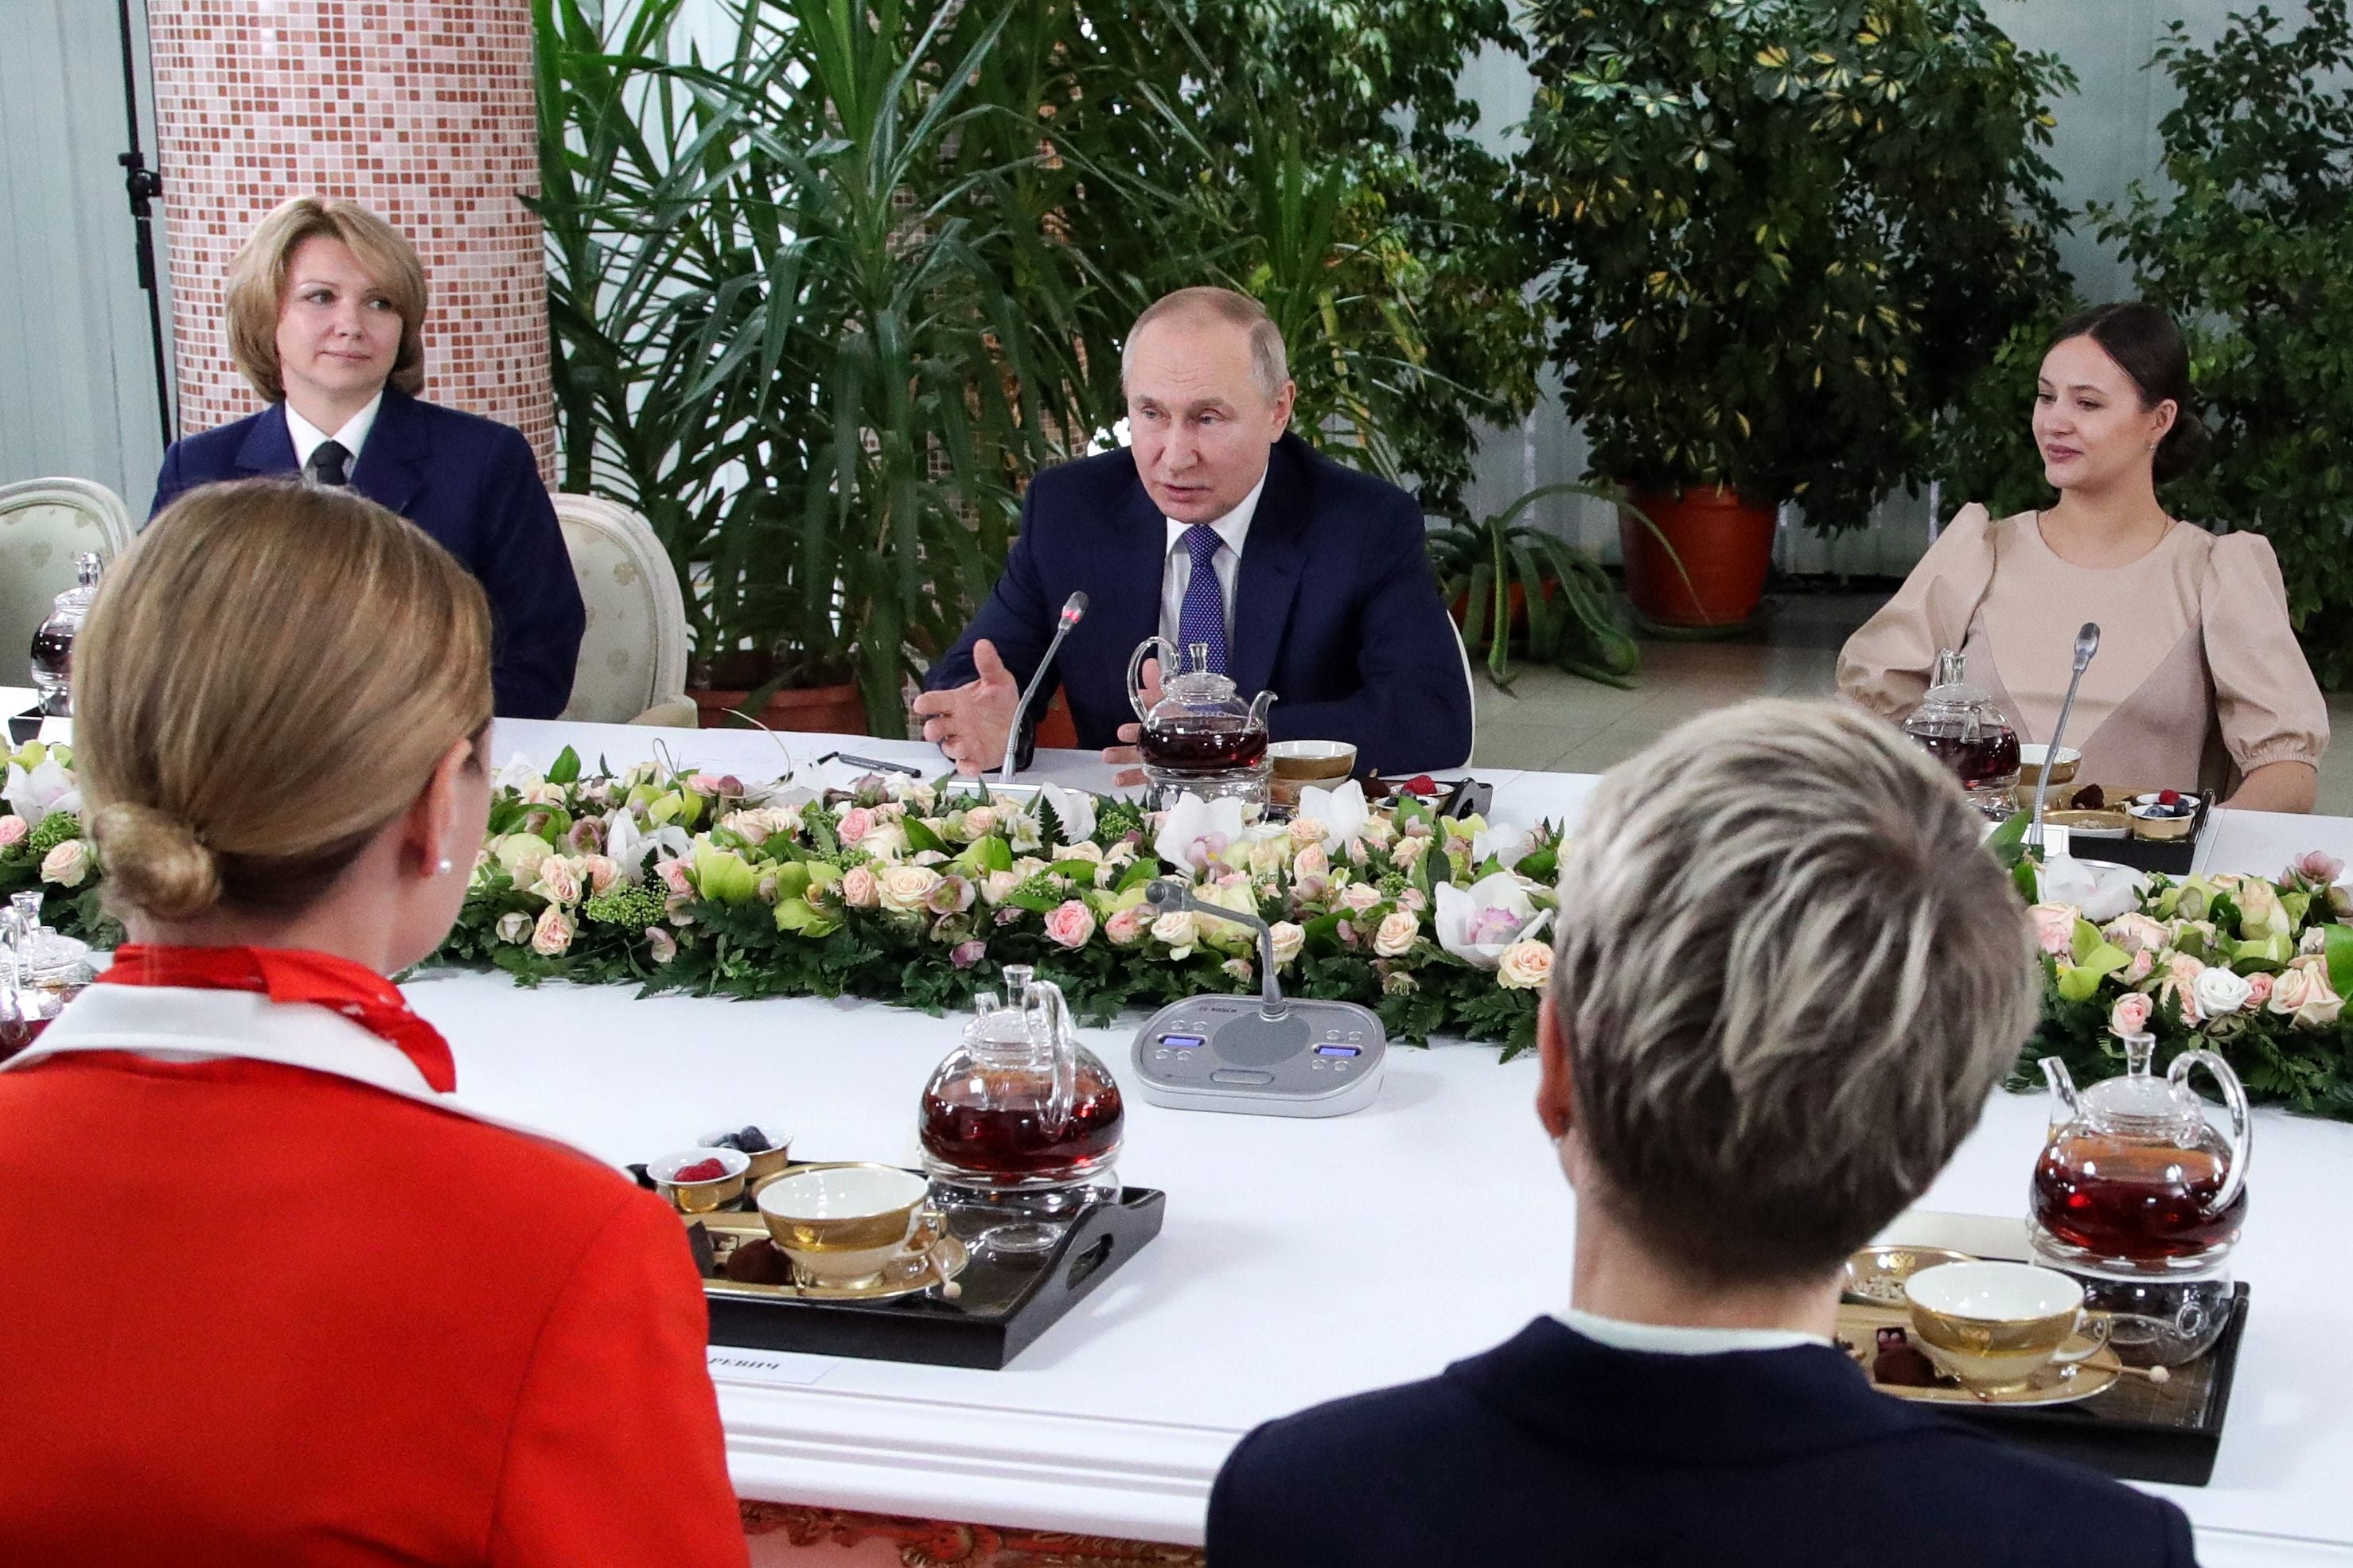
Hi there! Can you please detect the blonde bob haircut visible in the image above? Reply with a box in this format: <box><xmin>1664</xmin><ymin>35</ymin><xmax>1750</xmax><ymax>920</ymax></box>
<box><xmin>1548</xmin><ymin>698</ymin><xmax>2040</xmax><ymax>1286</ymax></box>
<box><xmin>224</xmin><ymin>196</ymin><xmax>428</xmax><ymax>403</ymax></box>
<box><xmin>73</xmin><ymin>480</ymin><xmax>492</xmax><ymax>923</ymax></box>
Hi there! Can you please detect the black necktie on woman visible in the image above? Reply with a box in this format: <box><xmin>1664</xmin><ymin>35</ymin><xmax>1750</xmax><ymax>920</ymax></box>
<box><xmin>306</xmin><ymin>439</ymin><xmax>351</xmax><ymax>487</ymax></box>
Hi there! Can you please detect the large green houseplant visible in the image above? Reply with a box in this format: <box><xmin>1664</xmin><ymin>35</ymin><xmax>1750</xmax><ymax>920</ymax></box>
<box><xmin>1515</xmin><ymin>0</ymin><xmax>2073</xmax><ymax>626</ymax></box>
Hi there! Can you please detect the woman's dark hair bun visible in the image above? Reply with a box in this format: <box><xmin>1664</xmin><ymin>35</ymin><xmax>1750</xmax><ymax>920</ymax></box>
<box><xmin>2051</xmin><ymin>302</ymin><xmax>2207</xmax><ymax>484</ymax></box>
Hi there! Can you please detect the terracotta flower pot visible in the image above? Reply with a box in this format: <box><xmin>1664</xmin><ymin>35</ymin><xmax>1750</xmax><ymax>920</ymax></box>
<box><xmin>1619</xmin><ymin>484</ymin><xmax>1777</xmax><ymax>628</ymax></box>
<box><xmin>689</xmin><ymin>681</ymin><xmax>868</xmax><ymax>735</ymax></box>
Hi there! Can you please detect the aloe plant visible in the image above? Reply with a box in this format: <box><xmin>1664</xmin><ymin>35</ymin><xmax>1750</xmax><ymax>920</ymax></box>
<box><xmin>1426</xmin><ymin>483</ymin><xmax>1643</xmax><ymax>690</ymax></box>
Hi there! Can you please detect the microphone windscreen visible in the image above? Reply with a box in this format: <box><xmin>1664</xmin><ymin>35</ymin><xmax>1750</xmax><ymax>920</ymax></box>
<box><xmin>1062</xmin><ymin>590</ymin><xmax>1089</xmax><ymax>623</ymax></box>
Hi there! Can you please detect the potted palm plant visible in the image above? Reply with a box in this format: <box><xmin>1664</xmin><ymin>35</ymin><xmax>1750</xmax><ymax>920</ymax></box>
<box><xmin>1515</xmin><ymin>0</ymin><xmax>2073</xmax><ymax>627</ymax></box>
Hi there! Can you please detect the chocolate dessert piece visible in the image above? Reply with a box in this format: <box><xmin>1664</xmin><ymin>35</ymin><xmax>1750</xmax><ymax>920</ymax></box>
<box><xmin>2069</xmin><ymin>784</ymin><xmax>2105</xmax><ymax>810</ymax></box>
<box><xmin>1871</xmin><ymin>1326</ymin><xmax>1944</xmax><ymax>1387</ymax></box>
<box><xmin>723</xmin><ymin>1239</ymin><xmax>797</xmax><ymax>1285</ymax></box>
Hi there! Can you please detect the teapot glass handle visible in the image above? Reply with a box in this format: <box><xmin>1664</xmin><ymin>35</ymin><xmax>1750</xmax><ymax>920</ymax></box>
<box><xmin>1127</xmin><ymin>636</ymin><xmax>1176</xmax><ymax>723</ymax></box>
<box><xmin>2169</xmin><ymin>1048</ymin><xmax>2252</xmax><ymax>1215</ymax></box>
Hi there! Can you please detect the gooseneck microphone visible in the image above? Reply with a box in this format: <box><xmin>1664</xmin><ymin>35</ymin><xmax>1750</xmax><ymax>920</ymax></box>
<box><xmin>2028</xmin><ymin>621</ymin><xmax>2101</xmax><ymax>850</ymax></box>
<box><xmin>999</xmin><ymin>592</ymin><xmax>1089</xmax><ymax>783</ymax></box>
<box><xmin>1145</xmin><ymin>878</ymin><xmax>1290</xmax><ymax>1021</ymax></box>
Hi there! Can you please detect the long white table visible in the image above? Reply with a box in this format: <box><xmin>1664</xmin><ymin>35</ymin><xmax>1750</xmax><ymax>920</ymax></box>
<box><xmin>411</xmin><ymin>718</ymin><xmax>2353</xmax><ymax>1564</ymax></box>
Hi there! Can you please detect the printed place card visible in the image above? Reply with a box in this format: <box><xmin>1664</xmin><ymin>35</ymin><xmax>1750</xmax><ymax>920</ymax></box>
<box><xmin>706</xmin><ymin>1345</ymin><xmax>838</xmax><ymax>1387</ymax></box>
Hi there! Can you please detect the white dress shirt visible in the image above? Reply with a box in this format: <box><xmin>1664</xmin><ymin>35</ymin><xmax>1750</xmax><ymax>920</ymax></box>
<box><xmin>1157</xmin><ymin>471</ymin><xmax>1268</xmax><ymax>652</ymax></box>
<box><xmin>1552</xmin><ymin>1306</ymin><xmax>1830</xmax><ymax>1355</ymax></box>
<box><xmin>284</xmin><ymin>391</ymin><xmax>384</xmax><ymax>474</ymax></box>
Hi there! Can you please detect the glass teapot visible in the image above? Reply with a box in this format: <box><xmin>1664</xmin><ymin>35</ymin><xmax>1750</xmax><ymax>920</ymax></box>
<box><xmin>1</xmin><ymin>891</ymin><xmax>93</xmax><ymax>1061</ymax></box>
<box><xmin>1902</xmin><ymin>648</ymin><xmax>2020</xmax><ymax>815</ymax></box>
<box><xmin>2029</xmin><ymin>1030</ymin><xmax>2250</xmax><ymax>1277</ymax></box>
<box><xmin>1126</xmin><ymin>636</ymin><xmax>1274</xmax><ymax>773</ymax></box>
<box><xmin>30</xmin><ymin>552</ymin><xmax>103</xmax><ymax>718</ymax></box>
<box><xmin>919</xmin><ymin>965</ymin><xmax>1124</xmax><ymax>1204</ymax></box>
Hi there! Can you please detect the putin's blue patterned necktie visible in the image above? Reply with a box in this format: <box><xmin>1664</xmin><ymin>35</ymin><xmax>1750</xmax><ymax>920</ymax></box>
<box><xmin>1177</xmin><ymin>523</ymin><xmax>1229</xmax><ymax>675</ymax></box>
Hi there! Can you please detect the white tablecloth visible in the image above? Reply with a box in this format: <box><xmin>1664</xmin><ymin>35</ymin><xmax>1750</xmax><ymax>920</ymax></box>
<box><xmin>407</xmin><ymin>721</ymin><xmax>2353</xmax><ymax>1562</ymax></box>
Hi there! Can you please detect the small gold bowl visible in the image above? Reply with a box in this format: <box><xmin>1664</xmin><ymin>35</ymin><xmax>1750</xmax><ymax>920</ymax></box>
<box><xmin>2127</xmin><ymin>794</ymin><xmax>2199</xmax><ymax>841</ymax></box>
<box><xmin>2017</xmin><ymin>745</ymin><xmax>2080</xmax><ymax>787</ymax></box>
<box><xmin>649</xmin><ymin>1146</ymin><xmax>750</xmax><ymax>1213</ymax></box>
<box><xmin>699</xmin><ymin>1125</ymin><xmax>793</xmax><ymax>1181</ymax></box>
<box><xmin>1268</xmin><ymin>741</ymin><xmax>1358</xmax><ymax>811</ymax></box>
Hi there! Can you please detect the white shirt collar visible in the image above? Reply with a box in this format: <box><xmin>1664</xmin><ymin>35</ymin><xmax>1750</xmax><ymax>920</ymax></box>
<box><xmin>1162</xmin><ymin>469</ymin><xmax>1268</xmax><ymax>563</ymax></box>
<box><xmin>283</xmin><ymin>390</ymin><xmax>384</xmax><ymax>471</ymax></box>
<box><xmin>1552</xmin><ymin>1306</ymin><xmax>1830</xmax><ymax>1356</ymax></box>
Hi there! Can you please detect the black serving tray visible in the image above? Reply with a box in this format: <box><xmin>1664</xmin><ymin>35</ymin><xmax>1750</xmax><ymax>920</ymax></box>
<box><xmin>631</xmin><ymin>1166</ymin><xmax>1164</xmax><ymax>1370</ymax></box>
<box><xmin>1941</xmin><ymin>1282</ymin><xmax>2248</xmax><ymax>1487</ymax></box>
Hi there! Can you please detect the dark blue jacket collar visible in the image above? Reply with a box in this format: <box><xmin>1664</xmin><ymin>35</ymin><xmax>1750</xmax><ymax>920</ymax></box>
<box><xmin>236</xmin><ymin>388</ymin><xmax>431</xmax><ymax>513</ymax></box>
<box><xmin>1450</xmin><ymin>1317</ymin><xmax>1953</xmax><ymax>1467</ymax></box>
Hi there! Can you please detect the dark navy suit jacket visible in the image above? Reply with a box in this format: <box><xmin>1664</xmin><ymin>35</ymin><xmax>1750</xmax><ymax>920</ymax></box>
<box><xmin>151</xmin><ymin>390</ymin><xmax>586</xmax><ymax>719</ymax></box>
<box><xmin>1210</xmin><ymin>1318</ymin><xmax>2199</xmax><ymax>1568</ymax></box>
<box><xmin>926</xmin><ymin>434</ymin><xmax>1472</xmax><ymax>775</ymax></box>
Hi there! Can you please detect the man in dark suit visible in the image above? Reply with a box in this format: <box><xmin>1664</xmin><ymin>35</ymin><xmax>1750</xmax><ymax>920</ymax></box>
<box><xmin>915</xmin><ymin>287</ymin><xmax>1471</xmax><ymax>776</ymax></box>
<box><xmin>151</xmin><ymin>196</ymin><xmax>585</xmax><ymax>720</ymax></box>
<box><xmin>1209</xmin><ymin>700</ymin><xmax>2199</xmax><ymax>1568</ymax></box>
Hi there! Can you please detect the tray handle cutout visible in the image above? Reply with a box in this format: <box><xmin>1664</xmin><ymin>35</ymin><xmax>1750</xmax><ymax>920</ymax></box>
<box><xmin>1064</xmin><ymin>1233</ymin><xmax>1116</xmax><ymax>1293</ymax></box>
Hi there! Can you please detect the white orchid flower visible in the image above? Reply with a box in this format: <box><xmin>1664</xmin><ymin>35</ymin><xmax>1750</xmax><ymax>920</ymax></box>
<box><xmin>1433</xmin><ymin>871</ymin><xmax>1543</xmax><ymax>970</ymax></box>
<box><xmin>3</xmin><ymin>756</ymin><xmax>80</xmax><ymax>824</ymax></box>
<box><xmin>1153</xmin><ymin>792</ymin><xmax>1250</xmax><ymax>875</ymax></box>
<box><xmin>606</xmin><ymin>811</ymin><xmax>693</xmax><ymax>881</ymax></box>
<box><xmin>2039</xmin><ymin>855</ymin><xmax>2146</xmax><ymax>925</ymax></box>
<box><xmin>1471</xmin><ymin>820</ymin><xmax>1533</xmax><ymax>870</ymax></box>
<box><xmin>1040</xmin><ymin>782</ymin><xmax>1097</xmax><ymax>846</ymax></box>
<box><xmin>493</xmin><ymin>753</ymin><xmax>542</xmax><ymax>795</ymax></box>
<box><xmin>1297</xmin><ymin>779</ymin><xmax>1371</xmax><ymax>853</ymax></box>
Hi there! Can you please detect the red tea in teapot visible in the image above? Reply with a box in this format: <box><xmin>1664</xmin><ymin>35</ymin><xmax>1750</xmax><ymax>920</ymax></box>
<box><xmin>1139</xmin><ymin>715</ymin><xmax>1269</xmax><ymax>771</ymax></box>
<box><xmin>1912</xmin><ymin>728</ymin><xmax>2022</xmax><ymax>790</ymax></box>
<box><xmin>2032</xmin><ymin>1131</ymin><xmax>2246</xmax><ymax>1265</ymax></box>
<box><xmin>920</xmin><ymin>1060</ymin><xmax>1124</xmax><ymax>1181</ymax></box>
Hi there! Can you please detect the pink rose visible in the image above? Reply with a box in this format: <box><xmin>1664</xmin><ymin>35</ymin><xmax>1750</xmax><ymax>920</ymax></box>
<box><xmin>1293</xmin><ymin>844</ymin><xmax>1330</xmax><ymax>883</ymax></box>
<box><xmin>2124</xmin><ymin>949</ymin><xmax>2155</xmax><ymax>984</ymax></box>
<box><xmin>979</xmin><ymin>870</ymin><xmax>1023</xmax><ymax>906</ymax></box>
<box><xmin>656</xmin><ymin>858</ymin><xmax>692</xmax><ymax>897</ymax></box>
<box><xmin>1104</xmin><ymin>906</ymin><xmax>1150</xmax><ymax>947</ymax></box>
<box><xmin>1338</xmin><ymin>881</ymin><xmax>1383</xmax><ymax>913</ymax></box>
<box><xmin>1043</xmin><ymin>899</ymin><xmax>1098</xmax><ymax>949</ymax></box>
<box><xmin>2109</xmin><ymin>992</ymin><xmax>2153</xmax><ymax>1038</ymax></box>
<box><xmin>1395</xmin><ymin>887</ymin><xmax>1428</xmax><ymax>915</ymax></box>
<box><xmin>837</xmin><ymin>807</ymin><xmax>876</xmax><ymax>845</ymax></box>
<box><xmin>688</xmin><ymin>772</ymin><xmax>725</xmax><ymax>796</ymax></box>
<box><xmin>580</xmin><ymin>854</ymin><xmax>620</xmax><ymax>895</ymax></box>
<box><xmin>1497</xmin><ymin>940</ymin><xmax>1553</xmax><ymax>990</ymax></box>
<box><xmin>531</xmin><ymin>905</ymin><xmax>575</xmax><ymax>956</ymax></box>
<box><xmin>645</xmin><ymin>926</ymin><xmax>678</xmax><ymax>964</ymax></box>
<box><xmin>840</xmin><ymin>866</ymin><xmax>879</xmax><ymax>908</ymax></box>
<box><xmin>2244</xmin><ymin>972</ymin><xmax>2273</xmax><ymax>1010</ymax></box>
<box><xmin>2269</xmin><ymin>956</ymin><xmax>2345</xmax><ymax>1028</ymax></box>
<box><xmin>1372</xmin><ymin>911</ymin><xmax>1419</xmax><ymax>958</ymax></box>
<box><xmin>0</xmin><ymin>815</ymin><xmax>26</xmax><ymax>850</ymax></box>
<box><xmin>2028</xmin><ymin>903</ymin><xmax>2080</xmax><ymax>959</ymax></box>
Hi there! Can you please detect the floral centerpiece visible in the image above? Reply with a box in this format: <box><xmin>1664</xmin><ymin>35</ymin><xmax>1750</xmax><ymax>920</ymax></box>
<box><xmin>2</xmin><ymin>741</ymin><xmax>1566</xmax><ymax>1056</ymax></box>
<box><xmin>2020</xmin><ymin>845</ymin><xmax>2353</xmax><ymax>1118</ymax></box>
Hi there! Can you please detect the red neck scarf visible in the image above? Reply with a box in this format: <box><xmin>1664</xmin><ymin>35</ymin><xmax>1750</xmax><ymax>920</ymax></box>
<box><xmin>95</xmin><ymin>944</ymin><xmax>456</xmax><ymax>1092</ymax></box>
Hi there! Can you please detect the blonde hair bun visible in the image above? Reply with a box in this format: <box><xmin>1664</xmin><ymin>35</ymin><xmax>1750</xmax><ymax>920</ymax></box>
<box><xmin>90</xmin><ymin>801</ymin><xmax>222</xmax><ymax>921</ymax></box>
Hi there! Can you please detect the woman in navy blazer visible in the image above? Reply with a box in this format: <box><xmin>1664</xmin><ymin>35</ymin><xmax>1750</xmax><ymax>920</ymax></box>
<box><xmin>151</xmin><ymin>197</ymin><xmax>584</xmax><ymax>719</ymax></box>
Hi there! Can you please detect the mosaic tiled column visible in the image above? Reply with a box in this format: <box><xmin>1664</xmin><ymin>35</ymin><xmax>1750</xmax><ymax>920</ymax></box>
<box><xmin>147</xmin><ymin>0</ymin><xmax>554</xmax><ymax>475</ymax></box>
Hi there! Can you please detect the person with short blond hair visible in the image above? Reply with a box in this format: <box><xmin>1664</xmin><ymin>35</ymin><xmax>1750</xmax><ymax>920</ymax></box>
<box><xmin>0</xmin><ymin>480</ymin><xmax>746</xmax><ymax>1566</ymax></box>
<box><xmin>917</xmin><ymin>284</ymin><xmax>1471</xmax><ymax>776</ymax></box>
<box><xmin>1210</xmin><ymin>698</ymin><xmax>2196</xmax><ymax>1567</ymax></box>
<box><xmin>152</xmin><ymin>196</ymin><xmax>585</xmax><ymax>718</ymax></box>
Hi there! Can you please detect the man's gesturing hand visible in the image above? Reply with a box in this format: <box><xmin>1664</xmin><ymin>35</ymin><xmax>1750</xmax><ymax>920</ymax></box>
<box><xmin>911</xmin><ymin>640</ymin><xmax>1019</xmax><ymax>776</ymax></box>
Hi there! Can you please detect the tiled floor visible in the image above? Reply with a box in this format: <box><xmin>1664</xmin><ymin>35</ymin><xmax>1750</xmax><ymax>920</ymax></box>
<box><xmin>1467</xmin><ymin>590</ymin><xmax>2353</xmax><ymax>816</ymax></box>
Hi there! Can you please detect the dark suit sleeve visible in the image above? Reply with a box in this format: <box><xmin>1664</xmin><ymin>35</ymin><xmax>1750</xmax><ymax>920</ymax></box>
<box><xmin>473</xmin><ymin>430</ymin><xmax>587</xmax><ymax>720</ymax></box>
<box><xmin>1207</xmin><ymin>1422</ymin><xmax>1314</xmax><ymax>1568</ymax></box>
<box><xmin>1271</xmin><ymin>502</ymin><xmax>1474</xmax><ymax>774</ymax></box>
<box><xmin>150</xmin><ymin>442</ymin><xmax>187</xmax><ymax>521</ymax></box>
<box><xmin>925</xmin><ymin>486</ymin><xmax>1061</xmax><ymax>766</ymax></box>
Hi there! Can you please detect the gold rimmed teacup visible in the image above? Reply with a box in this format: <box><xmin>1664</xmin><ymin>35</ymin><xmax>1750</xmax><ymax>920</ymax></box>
<box><xmin>1269</xmin><ymin>741</ymin><xmax>1358</xmax><ymax>810</ymax></box>
<box><xmin>1904</xmin><ymin>1260</ymin><xmax>2109</xmax><ymax>1395</ymax></box>
<box><xmin>755</xmin><ymin>1162</ymin><xmax>933</xmax><ymax>1287</ymax></box>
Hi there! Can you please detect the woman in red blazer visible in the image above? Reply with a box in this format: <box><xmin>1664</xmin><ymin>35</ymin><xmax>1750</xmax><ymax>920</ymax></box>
<box><xmin>0</xmin><ymin>481</ymin><xmax>746</xmax><ymax>1566</ymax></box>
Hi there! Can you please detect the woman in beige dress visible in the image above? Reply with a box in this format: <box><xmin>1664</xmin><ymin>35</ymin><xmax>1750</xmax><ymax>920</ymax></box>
<box><xmin>1839</xmin><ymin>302</ymin><xmax>2328</xmax><ymax>811</ymax></box>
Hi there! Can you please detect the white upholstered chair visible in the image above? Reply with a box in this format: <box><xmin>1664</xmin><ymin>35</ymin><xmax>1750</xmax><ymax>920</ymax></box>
<box><xmin>551</xmin><ymin>493</ymin><xmax>694</xmax><ymax>726</ymax></box>
<box><xmin>0</xmin><ymin>478</ymin><xmax>137</xmax><ymax>687</ymax></box>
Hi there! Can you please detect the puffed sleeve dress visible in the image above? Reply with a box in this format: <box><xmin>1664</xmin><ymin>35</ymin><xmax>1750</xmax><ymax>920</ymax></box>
<box><xmin>1837</xmin><ymin>505</ymin><xmax>2328</xmax><ymax>796</ymax></box>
